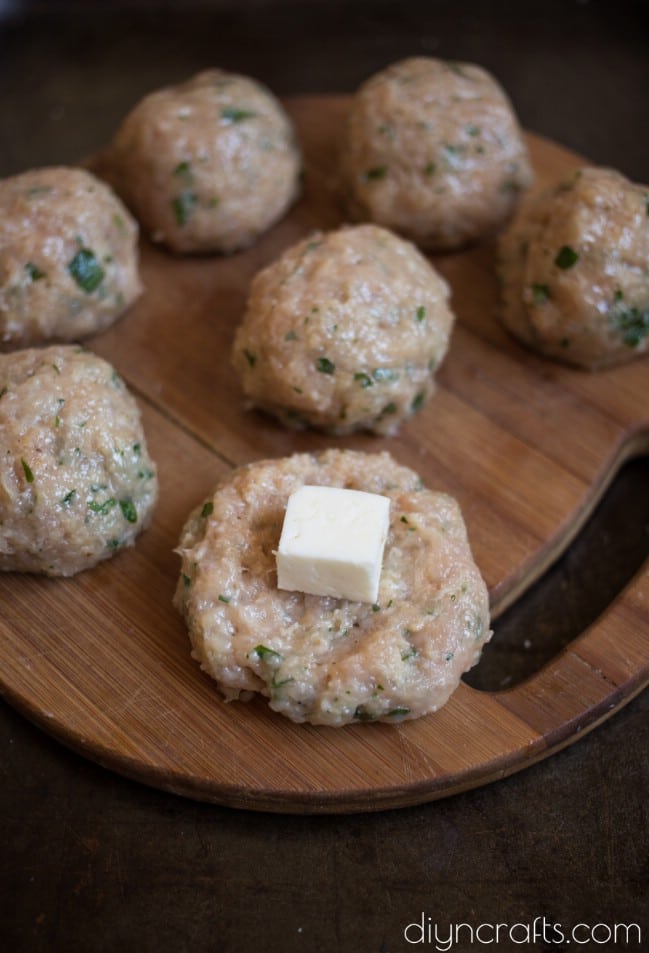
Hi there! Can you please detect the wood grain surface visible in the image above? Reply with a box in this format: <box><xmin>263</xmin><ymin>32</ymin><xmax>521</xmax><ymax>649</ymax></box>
<box><xmin>1</xmin><ymin>96</ymin><xmax>647</xmax><ymax>813</ymax></box>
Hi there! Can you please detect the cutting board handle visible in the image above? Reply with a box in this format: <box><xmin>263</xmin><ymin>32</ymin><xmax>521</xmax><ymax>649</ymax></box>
<box><xmin>487</xmin><ymin>561</ymin><xmax>649</xmax><ymax>757</ymax></box>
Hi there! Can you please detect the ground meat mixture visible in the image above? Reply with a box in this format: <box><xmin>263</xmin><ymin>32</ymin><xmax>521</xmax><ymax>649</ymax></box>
<box><xmin>0</xmin><ymin>345</ymin><xmax>158</xmax><ymax>576</ymax></box>
<box><xmin>174</xmin><ymin>449</ymin><xmax>491</xmax><ymax>727</ymax></box>
<box><xmin>231</xmin><ymin>224</ymin><xmax>454</xmax><ymax>435</ymax></box>
<box><xmin>0</xmin><ymin>166</ymin><xmax>141</xmax><ymax>350</ymax></box>
<box><xmin>106</xmin><ymin>68</ymin><xmax>302</xmax><ymax>254</ymax></box>
<box><xmin>497</xmin><ymin>166</ymin><xmax>649</xmax><ymax>368</ymax></box>
<box><xmin>339</xmin><ymin>56</ymin><xmax>533</xmax><ymax>251</ymax></box>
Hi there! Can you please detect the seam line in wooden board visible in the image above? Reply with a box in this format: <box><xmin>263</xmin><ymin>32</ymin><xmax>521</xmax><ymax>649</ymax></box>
<box><xmin>128</xmin><ymin>377</ymin><xmax>240</xmax><ymax>472</ymax></box>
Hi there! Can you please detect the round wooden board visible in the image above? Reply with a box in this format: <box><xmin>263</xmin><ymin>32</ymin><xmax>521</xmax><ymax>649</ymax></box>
<box><xmin>1</xmin><ymin>96</ymin><xmax>648</xmax><ymax>813</ymax></box>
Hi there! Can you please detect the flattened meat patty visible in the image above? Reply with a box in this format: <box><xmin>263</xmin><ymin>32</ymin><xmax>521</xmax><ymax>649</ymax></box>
<box><xmin>231</xmin><ymin>224</ymin><xmax>454</xmax><ymax>435</ymax></box>
<box><xmin>339</xmin><ymin>56</ymin><xmax>532</xmax><ymax>251</ymax></box>
<box><xmin>498</xmin><ymin>166</ymin><xmax>649</xmax><ymax>368</ymax></box>
<box><xmin>107</xmin><ymin>68</ymin><xmax>302</xmax><ymax>254</ymax></box>
<box><xmin>174</xmin><ymin>449</ymin><xmax>491</xmax><ymax>727</ymax></box>
<box><xmin>0</xmin><ymin>345</ymin><xmax>158</xmax><ymax>576</ymax></box>
<box><xmin>0</xmin><ymin>166</ymin><xmax>141</xmax><ymax>350</ymax></box>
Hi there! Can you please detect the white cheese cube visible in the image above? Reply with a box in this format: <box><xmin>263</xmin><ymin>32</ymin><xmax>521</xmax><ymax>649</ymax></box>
<box><xmin>276</xmin><ymin>485</ymin><xmax>390</xmax><ymax>603</ymax></box>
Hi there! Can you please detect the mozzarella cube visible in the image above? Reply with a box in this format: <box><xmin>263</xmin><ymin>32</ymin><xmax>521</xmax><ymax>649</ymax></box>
<box><xmin>276</xmin><ymin>485</ymin><xmax>390</xmax><ymax>603</ymax></box>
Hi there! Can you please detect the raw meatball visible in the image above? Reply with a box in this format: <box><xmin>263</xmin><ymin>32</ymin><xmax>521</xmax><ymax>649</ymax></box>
<box><xmin>0</xmin><ymin>345</ymin><xmax>158</xmax><ymax>576</ymax></box>
<box><xmin>231</xmin><ymin>224</ymin><xmax>454</xmax><ymax>435</ymax></box>
<box><xmin>174</xmin><ymin>449</ymin><xmax>491</xmax><ymax>727</ymax></box>
<box><xmin>107</xmin><ymin>69</ymin><xmax>302</xmax><ymax>254</ymax></box>
<box><xmin>498</xmin><ymin>166</ymin><xmax>649</xmax><ymax>369</ymax></box>
<box><xmin>339</xmin><ymin>57</ymin><xmax>533</xmax><ymax>251</ymax></box>
<box><xmin>0</xmin><ymin>166</ymin><xmax>142</xmax><ymax>351</ymax></box>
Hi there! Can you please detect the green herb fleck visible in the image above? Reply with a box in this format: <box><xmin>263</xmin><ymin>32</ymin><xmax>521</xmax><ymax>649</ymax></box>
<box><xmin>68</xmin><ymin>248</ymin><xmax>105</xmax><ymax>293</ymax></box>
<box><xmin>387</xmin><ymin>707</ymin><xmax>410</xmax><ymax>718</ymax></box>
<box><xmin>221</xmin><ymin>106</ymin><xmax>256</xmax><ymax>123</ymax></box>
<box><xmin>21</xmin><ymin>458</ymin><xmax>34</xmax><ymax>483</ymax></box>
<box><xmin>218</xmin><ymin>594</ymin><xmax>231</xmax><ymax>604</ymax></box>
<box><xmin>447</xmin><ymin>61</ymin><xmax>472</xmax><ymax>78</ymax></box>
<box><xmin>88</xmin><ymin>498</ymin><xmax>117</xmax><ymax>516</ymax></box>
<box><xmin>443</xmin><ymin>143</ymin><xmax>466</xmax><ymax>167</ymax></box>
<box><xmin>61</xmin><ymin>489</ymin><xmax>76</xmax><ymax>506</ymax></box>
<box><xmin>423</xmin><ymin>161</ymin><xmax>436</xmax><ymax>176</ymax></box>
<box><xmin>363</xmin><ymin>165</ymin><xmax>388</xmax><ymax>181</ymax></box>
<box><xmin>354</xmin><ymin>371</ymin><xmax>373</xmax><ymax>388</ymax></box>
<box><xmin>201</xmin><ymin>501</ymin><xmax>214</xmax><ymax>518</ymax></box>
<box><xmin>353</xmin><ymin>705</ymin><xmax>378</xmax><ymax>722</ymax></box>
<box><xmin>243</xmin><ymin>349</ymin><xmax>257</xmax><ymax>368</ymax></box>
<box><xmin>609</xmin><ymin>295</ymin><xmax>649</xmax><ymax>348</ymax></box>
<box><xmin>26</xmin><ymin>185</ymin><xmax>52</xmax><ymax>199</ymax></box>
<box><xmin>25</xmin><ymin>261</ymin><xmax>46</xmax><ymax>282</ymax></box>
<box><xmin>173</xmin><ymin>160</ymin><xmax>193</xmax><ymax>179</ymax></box>
<box><xmin>554</xmin><ymin>245</ymin><xmax>579</xmax><ymax>269</ymax></box>
<box><xmin>411</xmin><ymin>391</ymin><xmax>426</xmax><ymax>412</ymax></box>
<box><xmin>271</xmin><ymin>674</ymin><xmax>294</xmax><ymax>691</ymax></box>
<box><xmin>372</xmin><ymin>367</ymin><xmax>399</xmax><ymax>382</ymax></box>
<box><xmin>119</xmin><ymin>499</ymin><xmax>137</xmax><ymax>523</ymax></box>
<box><xmin>252</xmin><ymin>644</ymin><xmax>282</xmax><ymax>664</ymax></box>
<box><xmin>172</xmin><ymin>191</ymin><xmax>197</xmax><ymax>227</ymax></box>
<box><xmin>415</xmin><ymin>306</ymin><xmax>426</xmax><ymax>322</ymax></box>
<box><xmin>531</xmin><ymin>283</ymin><xmax>550</xmax><ymax>305</ymax></box>
<box><xmin>316</xmin><ymin>357</ymin><xmax>335</xmax><ymax>375</ymax></box>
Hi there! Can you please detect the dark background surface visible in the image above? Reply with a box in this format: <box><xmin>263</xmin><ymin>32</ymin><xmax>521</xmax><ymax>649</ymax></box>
<box><xmin>1</xmin><ymin>2</ymin><xmax>648</xmax><ymax>951</ymax></box>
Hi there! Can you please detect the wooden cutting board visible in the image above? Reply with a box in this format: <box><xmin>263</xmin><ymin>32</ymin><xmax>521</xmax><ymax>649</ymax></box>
<box><xmin>1</xmin><ymin>96</ymin><xmax>648</xmax><ymax>813</ymax></box>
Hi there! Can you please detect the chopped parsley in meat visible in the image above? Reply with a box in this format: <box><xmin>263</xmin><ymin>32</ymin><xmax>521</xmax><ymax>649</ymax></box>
<box><xmin>67</xmin><ymin>247</ymin><xmax>105</xmax><ymax>293</ymax></box>
<box><xmin>554</xmin><ymin>245</ymin><xmax>579</xmax><ymax>270</ymax></box>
